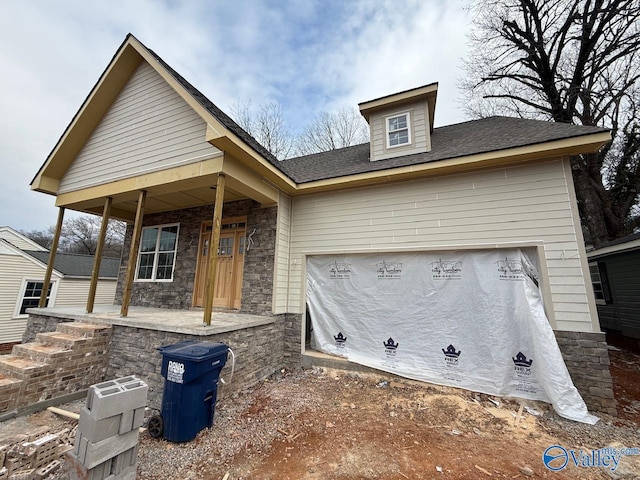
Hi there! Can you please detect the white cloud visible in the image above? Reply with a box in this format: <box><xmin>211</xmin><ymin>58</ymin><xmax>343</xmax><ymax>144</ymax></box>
<box><xmin>0</xmin><ymin>0</ymin><xmax>472</xmax><ymax>231</ymax></box>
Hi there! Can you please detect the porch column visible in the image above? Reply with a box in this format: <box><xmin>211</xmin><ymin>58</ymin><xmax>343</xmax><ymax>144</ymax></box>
<box><xmin>120</xmin><ymin>190</ymin><xmax>146</xmax><ymax>317</ymax></box>
<box><xmin>87</xmin><ymin>197</ymin><xmax>112</xmax><ymax>313</ymax></box>
<box><xmin>203</xmin><ymin>173</ymin><xmax>226</xmax><ymax>326</ymax></box>
<box><xmin>39</xmin><ymin>207</ymin><xmax>65</xmax><ymax>307</ymax></box>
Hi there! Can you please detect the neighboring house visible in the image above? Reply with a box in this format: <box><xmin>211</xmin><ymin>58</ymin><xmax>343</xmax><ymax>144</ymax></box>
<box><xmin>0</xmin><ymin>227</ymin><xmax>119</xmax><ymax>349</ymax></box>
<box><xmin>28</xmin><ymin>35</ymin><xmax>616</xmax><ymax>413</ymax></box>
<box><xmin>587</xmin><ymin>233</ymin><xmax>640</xmax><ymax>343</ymax></box>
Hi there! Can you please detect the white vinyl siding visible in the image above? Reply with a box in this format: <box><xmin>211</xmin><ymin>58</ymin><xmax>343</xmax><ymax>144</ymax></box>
<box><xmin>0</xmin><ymin>229</ymin><xmax>47</xmax><ymax>251</ymax></box>
<box><xmin>58</xmin><ymin>62</ymin><xmax>220</xmax><ymax>193</ymax></box>
<box><xmin>370</xmin><ymin>100</ymin><xmax>430</xmax><ymax>161</ymax></box>
<box><xmin>0</xmin><ymin>255</ymin><xmax>61</xmax><ymax>343</ymax></box>
<box><xmin>288</xmin><ymin>159</ymin><xmax>595</xmax><ymax>332</ymax></box>
<box><xmin>273</xmin><ymin>193</ymin><xmax>291</xmax><ymax>313</ymax></box>
<box><xmin>54</xmin><ymin>279</ymin><xmax>117</xmax><ymax>307</ymax></box>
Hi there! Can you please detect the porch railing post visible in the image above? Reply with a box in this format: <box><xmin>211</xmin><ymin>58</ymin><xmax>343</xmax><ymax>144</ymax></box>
<box><xmin>87</xmin><ymin>197</ymin><xmax>112</xmax><ymax>313</ymax></box>
<box><xmin>121</xmin><ymin>190</ymin><xmax>146</xmax><ymax>317</ymax></box>
<box><xmin>203</xmin><ymin>173</ymin><xmax>226</xmax><ymax>326</ymax></box>
<box><xmin>40</xmin><ymin>207</ymin><xmax>65</xmax><ymax>307</ymax></box>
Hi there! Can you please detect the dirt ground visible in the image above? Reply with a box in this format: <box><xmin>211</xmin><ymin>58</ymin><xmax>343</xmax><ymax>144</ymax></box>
<box><xmin>2</xmin><ymin>348</ymin><xmax>639</xmax><ymax>479</ymax></box>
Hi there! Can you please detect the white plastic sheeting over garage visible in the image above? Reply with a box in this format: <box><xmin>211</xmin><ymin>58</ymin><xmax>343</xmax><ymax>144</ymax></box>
<box><xmin>306</xmin><ymin>249</ymin><xmax>598</xmax><ymax>424</ymax></box>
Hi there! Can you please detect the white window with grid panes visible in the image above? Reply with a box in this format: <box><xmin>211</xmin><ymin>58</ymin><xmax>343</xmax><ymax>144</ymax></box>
<box><xmin>136</xmin><ymin>224</ymin><xmax>179</xmax><ymax>281</ymax></box>
<box><xmin>14</xmin><ymin>279</ymin><xmax>57</xmax><ymax>317</ymax></box>
<box><xmin>386</xmin><ymin>112</ymin><xmax>411</xmax><ymax>148</ymax></box>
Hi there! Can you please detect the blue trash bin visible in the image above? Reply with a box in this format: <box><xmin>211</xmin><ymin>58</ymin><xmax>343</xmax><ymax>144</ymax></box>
<box><xmin>153</xmin><ymin>340</ymin><xmax>229</xmax><ymax>442</ymax></box>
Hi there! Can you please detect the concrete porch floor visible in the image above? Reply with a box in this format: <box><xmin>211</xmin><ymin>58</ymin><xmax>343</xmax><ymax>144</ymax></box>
<box><xmin>27</xmin><ymin>305</ymin><xmax>275</xmax><ymax>336</ymax></box>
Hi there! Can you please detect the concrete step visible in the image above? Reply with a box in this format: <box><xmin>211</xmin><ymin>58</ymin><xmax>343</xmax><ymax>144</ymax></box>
<box><xmin>0</xmin><ymin>355</ymin><xmax>49</xmax><ymax>380</ymax></box>
<box><xmin>57</xmin><ymin>322</ymin><xmax>111</xmax><ymax>338</ymax></box>
<box><xmin>12</xmin><ymin>342</ymin><xmax>69</xmax><ymax>363</ymax></box>
<box><xmin>36</xmin><ymin>332</ymin><xmax>91</xmax><ymax>349</ymax></box>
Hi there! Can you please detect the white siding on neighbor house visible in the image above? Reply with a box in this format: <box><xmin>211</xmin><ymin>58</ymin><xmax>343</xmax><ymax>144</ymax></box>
<box><xmin>58</xmin><ymin>62</ymin><xmax>220</xmax><ymax>193</ymax></box>
<box><xmin>370</xmin><ymin>100</ymin><xmax>430</xmax><ymax>162</ymax></box>
<box><xmin>273</xmin><ymin>192</ymin><xmax>291</xmax><ymax>314</ymax></box>
<box><xmin>0</xmin><ymin>229</ymin><xmax>46</xmax><ymax>251</ymax></box>
<box><xmin>288</xmin><ymin>159</ymin><xmax>595</xmax><ymax>333</ymax></box>
<box><xmin>0</xmin><ymin>255</ymin><xmax>61</xmax><ymax>343</ymax></box>
<box><xmin>54</xmin><ymin>278</ymin><xmax>117</xmax><ymax>307</ymax></box>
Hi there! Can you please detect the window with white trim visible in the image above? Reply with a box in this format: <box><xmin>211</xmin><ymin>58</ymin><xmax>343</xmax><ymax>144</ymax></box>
<box><xmin>386</xmin><ymin>112</ymin><xmax>411</xmax><ymax>148</ymax></box>
<box><xmin>136</xmin><ymin>224</ymin><xmax>179</xmax><ymax>281</ymax></box>
<box><xmin>16</xmin><ymin>280</ymin><xmax>53</xmax><ymax>316</ymax></box>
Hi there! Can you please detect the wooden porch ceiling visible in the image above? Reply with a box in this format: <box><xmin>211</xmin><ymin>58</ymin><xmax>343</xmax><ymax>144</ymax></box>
<box><xmin>63</xmin><ymin>182</ymin><xmax>246</xmax><ymax>222</ymax></box>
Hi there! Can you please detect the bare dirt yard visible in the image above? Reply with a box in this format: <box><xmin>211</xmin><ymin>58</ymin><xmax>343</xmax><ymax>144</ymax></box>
<box><xmin>2</xmin><ymin>348</ymin><xmax>639</xmax><ymax>479</ymax></box>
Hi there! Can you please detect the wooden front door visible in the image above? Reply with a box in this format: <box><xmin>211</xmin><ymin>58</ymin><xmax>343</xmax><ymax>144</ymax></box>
<box><xmin>193</xmin><ymin>219</ymin><xmax>246</xmax><ymax>309</ymax></box>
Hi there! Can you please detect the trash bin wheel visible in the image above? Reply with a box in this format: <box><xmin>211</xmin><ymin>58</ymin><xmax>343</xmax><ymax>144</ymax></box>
<box><xmin>148</xmin><ymin>414</ymin><xmax>164</xmax><ymax>438</ymax></box>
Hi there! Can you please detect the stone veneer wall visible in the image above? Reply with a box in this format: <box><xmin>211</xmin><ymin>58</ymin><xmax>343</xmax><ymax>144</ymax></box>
<box><xmin>107</xmin><ymin>320</ymin><xmax>285</xmax><ymax>409</ymax></box>
<box><xmin>554</xmin><ymin>330</ymin><xmax>616</xmax><ymax>416</ymax></box>
<box><xmin>282</xmin><ymin>313</ymin><xmax>303</xmax><ymax>367</ymax></box>
<box><xmin>114</xmin><ymin>200</ymin><xmax>277</xmax><ymax>316</ymax></box>
<box><xmin>23</xmin><ymin>314</ymin><xmax>75</xmax><ymax>343</ymax></box>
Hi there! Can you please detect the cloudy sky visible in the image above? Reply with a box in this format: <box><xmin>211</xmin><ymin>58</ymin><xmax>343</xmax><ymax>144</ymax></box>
<box><xmin>0</xmin><ymin>0</ymin><xmax>472</xmax><ymax>232</ymax></box>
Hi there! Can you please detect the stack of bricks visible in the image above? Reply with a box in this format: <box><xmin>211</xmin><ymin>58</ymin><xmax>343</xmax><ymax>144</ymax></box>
<box><xmin>66</xmin><ymin>376</ymin><xmax>148</xmax><ymax>480</ymax></box>
<box><xmin>0</xmin><ymin>426</ymin><xmax>74</xmax><ymax>479</ymax></box>
<box><xmin>0</xmin><ymin>323</ymin><xmax>112</xmax><ymax>414</ymax></box>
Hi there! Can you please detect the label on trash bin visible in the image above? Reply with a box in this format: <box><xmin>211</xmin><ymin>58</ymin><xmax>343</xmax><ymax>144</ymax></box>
<box><xmin>167</xmin><ymin>360</ymin><xmax>185</xmax><ymax>384</ymax></box>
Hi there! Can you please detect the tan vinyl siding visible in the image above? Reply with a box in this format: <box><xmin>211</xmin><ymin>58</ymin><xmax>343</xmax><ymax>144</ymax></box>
<box><xmin>58</xmin><ymin>62</ymin><xmax>220</xmax><ymax>193</ymax></box>
<box><xmin>273</xmin><ymin>192</ymin><xmax>291</xmax><ymax>313</ymax></box>
<box><xmin>370</xmin><ymin>100</ymin><xmax>429</xmax><ymax>162</ymax></box>
<box><xmin>0</xmin><ymin>255</ymin><xmax>59</xmax><ymax>343</ymax></box>
<box><xmin>54</xmin><ymin>279</ymin><xmax>117</xmax><ymax>307</ymax></box>
<box><xmin>288</xmin><ymin>159</ymin><xmax>594</xmax><ymax>332</ymax></box>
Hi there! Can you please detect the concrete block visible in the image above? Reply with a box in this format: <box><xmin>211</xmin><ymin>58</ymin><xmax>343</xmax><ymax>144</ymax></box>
<box><xmin>79</xmin><ymin>429</ymin><xmax>139</xmax><ymax>470</ymax></box>
<box><xmin>35</xmin><ymin>460</ymin><xmax>61</xmax><ymax>480</ymax></box>
<box><xmin>118</xmin><ymin>410</ymin><xmax>133</xmax><ymax>435</ymax></box>
<box><xmin>86</xmin><ymin>377</ymin><xmax>148</xmax><ymax>420</ymax></box>
<box><xmin>110</xmin><ymin>446</ymin><xmax>137</xmax><ymax>475</ymax></box>
<box><xmin>104</xmin><ymin>463</ymin><xmax>136</xmax><ymax>480</ymax></box>
<box><xmin>88</xmin><ymin>458</ymin><xmax>112</xmax><ymax>480</ymax></box>
<box><xmin>78</xmin><ymin>408</ymin><xmax>121</xmax><ymax>443</ymax></box>
<box><xmin>132</xmin><ymin>407</ymin><xmax>145</xmax><ymax>430</ymax></box>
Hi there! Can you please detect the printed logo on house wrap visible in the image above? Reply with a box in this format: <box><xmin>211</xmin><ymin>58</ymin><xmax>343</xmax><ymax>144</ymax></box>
<box><xmin>543</xmin><ymin>444</ymin><xmax>640</xmax><ymax>472</ymax></box>
<box><xmin>496</xmin><ymin>257</ymin><xmax>539</xmax><ymax>286</ymax></box>
<box><xmin>431</xmin><ymin>258</ymin><xmax>462</xmax><ymax>280</ymax></box>
<box><xmin>442</xmin><ymin>344</ymin><xmax>462</xmax><ymax>383</ymax></box>
<box><xmin>329</xmin><ymin>260</ymin><xmax>351</xmax><ymax>279</ymax></box>
<box><xmin>382</xmin><ymin>337</ymin><xmax>400</xmax><ymax>368</ymax></box>
<box><xmin>375</xmin><ymin>259</ymin><xmax>403</xmax><ymax>279</ymax></box>
<box><xmin>334</xmin><ymin>332</ymin><xmax>347</xmax><ymax>350</ymax></box>
<box><xmin>512</xmin><ymin>352</ymin><xmax>540</xmax><ymax>394</ymax></box>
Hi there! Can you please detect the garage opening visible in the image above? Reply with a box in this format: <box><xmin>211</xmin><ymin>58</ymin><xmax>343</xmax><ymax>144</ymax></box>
<box><xmin>305</xmin><ymin>248</ymin><xmax>597</xmax><ymax>424</ymax></box>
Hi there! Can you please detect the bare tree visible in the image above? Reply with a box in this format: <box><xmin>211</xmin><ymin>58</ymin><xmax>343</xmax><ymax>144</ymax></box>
<box><xmin>461</xmin><ymin>0</ymin><xmax>640</xmax><ymax>246</ymax></box>
<box><xmin>230</xmin><ymin>101</ymin><xmax>296</xmax><ymax>159</ymax></box>
<box><xmin>22</xmin><ymin>215</ymin><xmax>125</xmax><ymax>257</ymax></box>
<box><xmin>296</xmin><ymin>107</ymin><xmax>369</xmax><ymax>156</ymax></box>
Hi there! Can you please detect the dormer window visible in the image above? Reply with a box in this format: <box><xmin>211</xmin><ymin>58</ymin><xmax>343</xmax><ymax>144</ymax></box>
<box><xmin>386</xmin><ymin>113</ymin><xmax>411</xmax><ymax>148</ymax></box>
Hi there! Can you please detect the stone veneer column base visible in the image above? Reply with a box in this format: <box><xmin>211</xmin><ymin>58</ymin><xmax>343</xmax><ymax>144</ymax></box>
<box><xmin>554</xmin><ymin>330</ymin><xmax>617</xmax><ymax>416</ymax></box>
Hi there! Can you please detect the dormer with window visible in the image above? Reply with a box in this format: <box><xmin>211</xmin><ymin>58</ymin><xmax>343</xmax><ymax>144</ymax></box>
<box><xmin>359</xmin><ymin>83</ymin><xmax>438</xmax><ymax>162</ymax></box>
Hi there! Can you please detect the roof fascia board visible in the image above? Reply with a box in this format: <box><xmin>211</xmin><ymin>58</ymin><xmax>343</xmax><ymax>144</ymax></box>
<box><xmin>205</xmin><ymin>124</ymin><xmax>297</xmax><ymax>193</ymax></box>
<box><xmin>587</xmin><ymin>238</ymin><xmax>640</xmax><ymax>259</ymax></box>
<box><xmin>359</xmin><ymin>83</ymin><xmax>438</xmax><ymax>121</ymax></box>
<box><xmin>293</xmin><ymin>131</ymin><xmax>611</xmax><ymax>195</ymax></box>
<box><xmin>221</xmin><ymin>154</ymin><xmax>280</xmax><ymax>206</ymax></box>
<box><xmin>31</xmin><ymin>38</ymin><xmax>144</xmax><ymax>194</ymax></box>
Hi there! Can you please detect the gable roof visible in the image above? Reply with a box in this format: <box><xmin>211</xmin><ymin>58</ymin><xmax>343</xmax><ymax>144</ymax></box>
<box><xmin>279</xmin><ymin>117</ymin><xmax>609</xmax><ymax>183</ymax></box>
<box><xmin>0</xmin><ymin>227</ymin><xmax>48</xmax><ymax>252</ymax></box>
<box><xmin>23</xmin><ymin>251</ymin><xmax>120</xmax><ymax>278</ymax></box>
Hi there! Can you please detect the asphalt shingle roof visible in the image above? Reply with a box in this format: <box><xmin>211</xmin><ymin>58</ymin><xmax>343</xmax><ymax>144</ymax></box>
<box><xmin>24</xmin><ymin>251</ymin><xmax>120</xmax><ymax>278</ymax></box>
<box><xmin>278</xmin><ymin>117</ymin><xmax>608</xmax><ymax>183</ymax></box>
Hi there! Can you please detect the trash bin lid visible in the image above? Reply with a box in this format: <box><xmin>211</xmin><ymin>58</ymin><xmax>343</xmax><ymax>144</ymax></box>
<box><xmin>159</xmin><ymin>340</ymin><xmax>228</xmax><ymax>362</ymax></box>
